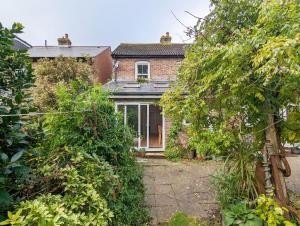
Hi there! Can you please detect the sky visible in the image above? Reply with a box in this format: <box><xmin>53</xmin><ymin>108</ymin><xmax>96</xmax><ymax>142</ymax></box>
<box><xmin>0</xmin><ymin>0</ymin><xmax>211</xmax><ymax>49</ymax></box>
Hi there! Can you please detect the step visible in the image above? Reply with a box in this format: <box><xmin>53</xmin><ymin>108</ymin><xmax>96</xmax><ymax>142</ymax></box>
<box><xmin>145</xmin><ymin>152</ymin><xmax>165</xmax><ymax>159</ymax></box>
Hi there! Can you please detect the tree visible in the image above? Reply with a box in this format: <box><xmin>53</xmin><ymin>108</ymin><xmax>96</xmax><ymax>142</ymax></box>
<box><xmin>0</xmin><ymin>23</ymin><xmax>34</xmax><ymax>215</ymax></box>
<box><xmin>161</xmin><ymin>0</ymin><xmax>300</xmax><ymax>213</ymax></box>
<box><xmin>31</xmin><ymin>56</ymin><xmax>93</xmax><ymax>110</ymax></box>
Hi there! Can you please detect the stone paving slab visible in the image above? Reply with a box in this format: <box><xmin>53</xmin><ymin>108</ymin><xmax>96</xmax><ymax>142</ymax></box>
<box><xmin>141</xmin><ymin>156</ymin><xmax>300</xmax><ymax>225</ymax></box>
<box><xmin>141</xmin><ymin>159</ymin><xmax>220</xmax><ymax>225</ymax></box>
<box><xmin>286</xmin><ymin>156</ymin><xmax>300</xmax><ymax>194</ymax></box>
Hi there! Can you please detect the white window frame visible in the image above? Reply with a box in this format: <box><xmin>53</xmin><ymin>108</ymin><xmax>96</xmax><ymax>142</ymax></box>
<box><xmin>135</xmin><ymin>61</ymin><xmax>150</xmax><ymax>80</ymax></box>
<box><xmin>115</xmin><ymin>102</ymin><xmax>165</xmax><ymax>152</ymax></box>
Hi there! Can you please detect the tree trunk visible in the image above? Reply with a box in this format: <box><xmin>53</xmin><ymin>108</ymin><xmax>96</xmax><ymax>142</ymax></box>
<box><xmin>265</xmin><ymin>113</ymin><xmax>288</xmax><ymax>204</ymax></box>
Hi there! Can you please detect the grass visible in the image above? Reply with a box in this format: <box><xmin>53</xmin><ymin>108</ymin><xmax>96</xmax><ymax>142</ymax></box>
<box><xmin>160</xmin><ymin>211</ymin><xmax>221</xmax><ymax>226</ymax></box>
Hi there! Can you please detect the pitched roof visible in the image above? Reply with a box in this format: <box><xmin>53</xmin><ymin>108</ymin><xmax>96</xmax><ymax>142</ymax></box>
<box><xmin>28</xmin><ymin>46</ymin><xmax>110</xmax><ymax>58</ymax></box>
<box><xmin>13</xmin><ymin>36</ymin><xmax>32</xmax><ymax>50</ymax></box>
<box><xmin>103</xmin><ymin>80</ymin><xmax>172</xmax><ymax>96</ymax></box>
<box><xmin>112</xmin><ymin>43</ymin><xmax>187</xmax><ymax>58</ymax></box>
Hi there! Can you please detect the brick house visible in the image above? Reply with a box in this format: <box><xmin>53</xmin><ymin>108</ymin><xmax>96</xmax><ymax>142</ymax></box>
<box><xmin>28</xmin><ymin>34</ymin><xmax>112</xmax><ymax>84</ymax></box>
<box><xmin>105</xmin><ymin>33</ymin><xmax>186</xmax><ymax>152</ymax></box>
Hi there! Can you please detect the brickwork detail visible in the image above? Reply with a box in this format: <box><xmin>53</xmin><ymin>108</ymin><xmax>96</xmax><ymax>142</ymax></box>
<box><xmin>116</xmin><ymin>58</ymin><xmax>182</xmax><ymax>81</ymax></box>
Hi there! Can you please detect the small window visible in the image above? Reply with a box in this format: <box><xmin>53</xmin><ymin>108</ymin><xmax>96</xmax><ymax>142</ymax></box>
<box><xmin>135</xmin><ymin>61</ymin><xmax>150</xmax><ymax>80</ymax></box>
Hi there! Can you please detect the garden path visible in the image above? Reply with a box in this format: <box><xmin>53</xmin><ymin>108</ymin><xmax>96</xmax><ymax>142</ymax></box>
<box><xmin>140</xmin><ymin>159</ymin><xmax>220</xmax><ymax>225</ymax></box>
<box><xmin>141</xmin><ymin>156</ymin><xmax>300</xmax><ymax>225</ymax></box>
<box><xmin>286</xmin><ymin>156</ymin><xmax>300</xmax><ymax>195</ymax></box>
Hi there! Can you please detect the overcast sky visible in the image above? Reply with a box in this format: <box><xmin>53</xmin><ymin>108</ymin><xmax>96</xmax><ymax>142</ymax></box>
<box><xmin>0</xmin><ymin>0</ymin><xmax>211</xmax><ymax>49</ymax></box>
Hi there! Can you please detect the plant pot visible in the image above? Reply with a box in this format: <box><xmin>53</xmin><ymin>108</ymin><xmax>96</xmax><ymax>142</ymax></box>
<box><xmin>187</xmin><ymin>150</ymin><xmax>195</xmax><ymax>159</ymax></box>
<box><xmin>135</xmin><ymin>152</ymin><xmax>146</xmax><ymax>158</ymax></box>
<box><xmin>195</xmin><ymin>153</ymin><xmax>204</xmax><ymax>161</ymax></box>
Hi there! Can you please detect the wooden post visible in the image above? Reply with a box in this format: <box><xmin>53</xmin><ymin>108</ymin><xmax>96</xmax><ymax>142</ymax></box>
<box><xmin>265</xmin><ymin>113</ymin><xmax>288</xmax><ymax>204</ymax></box>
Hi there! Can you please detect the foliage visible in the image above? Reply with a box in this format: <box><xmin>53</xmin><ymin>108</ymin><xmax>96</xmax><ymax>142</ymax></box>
<box><xmin>161</xmin><ymin>0</ymin><xmax>300</xmax><ymax>153</ymax></box>
<box><xmin>0</xmin><ymin>152</ymin><xmax>114</xmax><ymax>225</ymax></box>
<box><xmin>164</xmin><ymin>146</ymin><xmax>186</xmax><ymax>161</ymax></box>
<box><xmin>164</xmin><ymin>211</ymin><xmax>201</xmax><ymax>226</ymax></box>
<box><xmin>164</xmin><ymin>119</ymin><xmax>187</xmax><ymax>161</ymax></box>
<box><xmin>282</xmin><ymin>109</ymin><xmax>300</xmax><ymax>143</ymax></box>
<box><xmin>211</xmin><ymin>142</ymin><xmax>260</xmax><ymax>207</ymax></box>
<box><xmin>0</xmin><ymin>83</ymin><xmax>149</xmax><ymax>225</ymax></box>
<box><xmin>223</xmin><ymin>202</ymin><xmax>263</xmax><ymax>226</ymax></box>
<box><xmin>254</xmin><ymin>195</ymin><xmax>296</xmax><ymax>226</ymax></box>
<box><xmin>31</xmin><ymin>56</ymin><xmax>93</xmax><ymax>111</ymax></box>
<box><xmin>0</xmin><ymin>23</ymin><xmax>34</xmax><ymax>215</ymax></box>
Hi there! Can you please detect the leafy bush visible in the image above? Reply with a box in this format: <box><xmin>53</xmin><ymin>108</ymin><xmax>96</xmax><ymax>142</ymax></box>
<box><xmin>164</xmin><ymin>120</ymin><xmax>187</xmax><ymax>161</ymax></box>
<box><xmin>1</xmin><ymin>83</ymin><xmax>149</xmax><ymax>225</ymax></box>
<box><xmin>211</xmin><ymin>142</ymin><xmax>259</xmax><ymax>207</ymax></box>
<box><xmin>31</xmin><ymin>56</ymin><xmax>93</xmax><ymax>111</ymax></box>
<box><xmin>223</xmin><ymin>202</ymin><xmax>262</xmax><ymax>226</ymax></box>
<box><xmin>254</xmin><ymin>195</ymin><xmax>296</xmax><ymax>226</ymax></box>
<box><xmin>0</xmin><ymin>22</ymin><xmax>34</xmax><ymax>215</ymax></box>
<box><xmin>164</xmin><ymin>146</ymin><xmax>186</xmax><ymax>161</ymax></box>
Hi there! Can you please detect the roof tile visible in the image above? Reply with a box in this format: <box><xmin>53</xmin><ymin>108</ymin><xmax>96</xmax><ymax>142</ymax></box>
<box><xmin>112</xmin><ymin>43</ymin><xmax>187</xmax><ymax>57</ymax></box>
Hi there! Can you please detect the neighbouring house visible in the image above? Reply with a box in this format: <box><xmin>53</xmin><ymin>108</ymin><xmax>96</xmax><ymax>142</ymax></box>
<box><xmin>13</xmin><ymin>36</ymin><xmax>32</xmax><ymax>50</ymax></box>
<box><xmin>104</xmin><ymin>32</ymin><xmax>186</xmax><ymax>152</ymax></box>
<box><xmin>27</xmin><ymin>34</ymin><xmax>112</xmax><ymax>84</ymax></box>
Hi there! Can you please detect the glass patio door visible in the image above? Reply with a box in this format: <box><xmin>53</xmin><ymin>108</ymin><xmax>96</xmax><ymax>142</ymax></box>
<box><xmin>116</xmin><ymin>103</ymin><xmax>163</xmax><ymax>150</ymax></box>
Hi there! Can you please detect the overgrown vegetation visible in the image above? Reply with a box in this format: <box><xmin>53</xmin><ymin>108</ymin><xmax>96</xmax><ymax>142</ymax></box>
<box><xmin>164</xmin><ymin>120</ymin><xmax>186</xmax><ymax>161</ymax></box>
<box><xmin>161</xmin><ymin>0</ymin><xmax>300</xmax><ymax>223</ymax></box>
<box><xmin>162</xmin><ymin>211</ymin><xmax>221</xmax><ymax>226</ymax></box>
<box><xmin>0</xmin><ymin>22</ymin><xmax>34</xmax><ymax>216</ymax></box>
<box><xmin>31</xmin><ymin>56</ymin><xmax>93</xmax><ymax>111</ymax></box>
<box><xmin>0</xmin><ymin>24</ymin><xmax>148</xmax><ymax>225</ymax></box>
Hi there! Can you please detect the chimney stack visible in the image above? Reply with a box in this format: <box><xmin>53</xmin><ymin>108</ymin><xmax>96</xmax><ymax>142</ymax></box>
<box><xmin>160</xmin><ymin>32</ymin><xmax>172</xmax><ymax>45</ymax></box>
<box><xmin>57</xmin><ymin>33</ymin><xmax>72</xmax><ymax>46</ymax></box>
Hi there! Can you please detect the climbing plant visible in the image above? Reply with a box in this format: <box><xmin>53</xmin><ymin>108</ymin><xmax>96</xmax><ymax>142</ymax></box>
<box><xmin>161</xmin><ymin>0</ymin><xmax>300</xmax><ymax>208</ymax></box>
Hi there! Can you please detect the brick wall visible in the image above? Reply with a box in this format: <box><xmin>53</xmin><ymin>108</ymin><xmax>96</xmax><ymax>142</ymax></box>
<box><xmin>94</xmin><ymin>48</ymin><xmax>112</xmax><ymax>84</ymax></box>
<box><xmin>164</xmin><ymin>117</ymin><xmax>172</xmax><ymax>147</ymax></box>
<box><xmin>115</xmin><ymin>58</ymin><xmax>182</xmax><ymax>81</ymax></box>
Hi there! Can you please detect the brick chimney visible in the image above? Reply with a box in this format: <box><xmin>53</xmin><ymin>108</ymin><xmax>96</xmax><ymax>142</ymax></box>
<box><xmin>57</xmin><ymin>33</ymin><xmax>72</xmax><ymax>46</ymax></box>
<box><xmin>160</xmin><ymin>32</ymin><xmax>172</xmax><ymax>45</ymax></box>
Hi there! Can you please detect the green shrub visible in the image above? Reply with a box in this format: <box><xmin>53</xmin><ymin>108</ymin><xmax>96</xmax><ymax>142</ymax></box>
<box><xmin>31</xmin><ymin>56</ymin><xmax>93</xmax><ymax>111</ymax></box>
<box><xmin>254</xmin><ymin>195</ymin><xmax>296</xmax><ymax>226</ymax></box>
<box><xmin>211</xmin><ymin>141</ymin><xmax>259</xmax><ymax>208</ymax></box>
<box><xmin>0</xmin><ymin>83</ymin><xmax>149</xmax><ymax>225</ymax></box>
<box><xmin>223</xmin><ymin>201</ymin><xmax>263</xmax><ymax>226</ymax></box>
<box><xmin>0</xmin><ymin>22</ymin><xmax>34</xmax><ymax>216</ymax></box>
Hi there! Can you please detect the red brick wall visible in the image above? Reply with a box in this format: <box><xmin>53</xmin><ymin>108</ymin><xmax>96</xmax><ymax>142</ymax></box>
<box><xmin>94</xmin><ymin>48</ymin><xmax>112</xmax><ymax>84</ymax></box>
<box><xmin>164</xmin><ymin>117</ymin><xmax>172</xmax><ymax>147</ymax></box>
<box><xmin>115</xmin><ymin>58</ymin><xmax>182</xmax><ymax>81</ymax></box>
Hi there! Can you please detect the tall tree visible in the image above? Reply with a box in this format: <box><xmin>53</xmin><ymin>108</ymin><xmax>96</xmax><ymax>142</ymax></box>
<box><xmin>31</xmin><ymin>56</ymin><xmax>93</xmax><ymax>111</ymax></box>
<box><xmin>0</xmin><ymin>23</ymin><xmax>34</xmax><ymax>215</ymax></box>
<box><xmin>161</xmin><ymin>0</ymin><xmax>300</xmax><ymax>209</ymax></box>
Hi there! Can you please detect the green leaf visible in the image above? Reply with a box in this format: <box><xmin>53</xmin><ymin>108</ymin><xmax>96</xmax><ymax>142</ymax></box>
<box><xmin>0</xmin><ymin>153</ymin><xmax>8</xmax><ymax>162</ymax></box>
<box><xmin>15</xmin><ymin>92</ymin><xmax>23</xmax><ymax>104</ymax></box>
<box><xmin>0</xmin><ymin>189</ymin><xmax>13</xmax><ymax>211</ymax></box>
<box><xmin>10</xmin><ymin>151</ymin><xmax>24</xmax><ymax>163</ymax></box>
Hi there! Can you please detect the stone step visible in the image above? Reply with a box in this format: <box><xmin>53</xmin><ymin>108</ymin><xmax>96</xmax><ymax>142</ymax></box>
<box><xmin>145</xmin><ymin>152</ymin><xmax>165</xmax><ymax>159</ymax></box>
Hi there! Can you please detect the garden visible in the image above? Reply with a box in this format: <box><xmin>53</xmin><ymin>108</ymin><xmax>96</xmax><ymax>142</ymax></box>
<box><xmin>1</xmin><ymin>0</ymin><xmax>300</xmax><ymax>225</ymax></box>
<box><xmin>160</xmin><ymin>0</ymin><xmax>300</xmax><ymax>225</ymax></box>
<box><xmin>0</xmin><ymin>23</ymin><xmax>149</xmax><ymax>225</ymax></box>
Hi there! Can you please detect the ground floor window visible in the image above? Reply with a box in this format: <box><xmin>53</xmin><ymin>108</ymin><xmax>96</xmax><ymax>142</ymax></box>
<box><xmin>116</xmin><ymin>103</ymin><xmax>164</xmax><ymax>151</ymax></box>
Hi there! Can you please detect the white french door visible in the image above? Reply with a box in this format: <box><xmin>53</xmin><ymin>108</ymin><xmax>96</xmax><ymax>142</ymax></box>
<box><xmin>116</xmin><ymin>103</ymin><xmax>164</xmax><ymax>151</ymax></box>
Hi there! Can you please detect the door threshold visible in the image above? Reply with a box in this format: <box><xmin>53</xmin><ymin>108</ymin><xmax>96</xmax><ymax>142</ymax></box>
<box><xmin>145</xmin><ymin>152</ymin><xmax>165</xmax><ymax>159</ymax></box>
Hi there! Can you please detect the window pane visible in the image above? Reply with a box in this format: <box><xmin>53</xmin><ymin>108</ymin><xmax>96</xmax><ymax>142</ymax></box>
<box><xmin>127</xmin><ymin>105</ymin><xmax>138</xmax><ymax>136</ymax></box>
<box><xmin>117</xmin><ymin>105</ymin><xmax>125</xmax><ymax>124</ymax></box>
<box><xmin>138</xmin><ymin>65</ymin><xmax>143</xmax><ymax>74</ymax></box>
<box><xmin>142</xmin><ymin>65</ymin><xmax>148</xmax><ymax>74</ymax></box>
